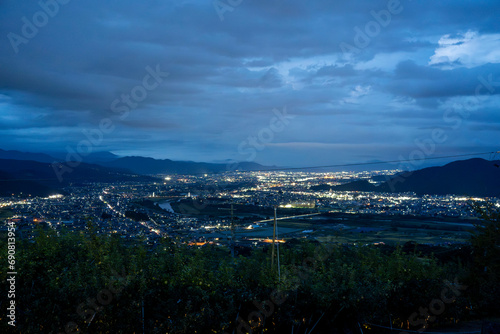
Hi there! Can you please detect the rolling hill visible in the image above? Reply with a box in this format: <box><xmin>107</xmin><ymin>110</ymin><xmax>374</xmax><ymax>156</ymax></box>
<box><xmin>328</xmin><ymin>158</ymin><xmax>500</xmax><ymax>197</ymax></box>
<box><xmin>0</xmin><ymin>159</ymin><xmax>156</xmax><ymax>197</ymax></box>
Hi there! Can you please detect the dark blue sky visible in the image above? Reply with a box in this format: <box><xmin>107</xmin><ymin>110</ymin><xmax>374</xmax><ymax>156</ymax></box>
<box><xmin>1</xmin><ymin>0</ymin><xmax>499</xmax><ymax>167</ymax></box>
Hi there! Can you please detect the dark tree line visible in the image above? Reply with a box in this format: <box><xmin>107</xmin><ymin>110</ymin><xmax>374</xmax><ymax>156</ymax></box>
<box><xmin>0</xmin><ymin>213</ymin><xmax>498</xmax><ymax>333</ymax></box>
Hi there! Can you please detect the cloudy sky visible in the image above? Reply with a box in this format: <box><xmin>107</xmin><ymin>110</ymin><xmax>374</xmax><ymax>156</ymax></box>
<box><xmin>1</xmin><ymin>0</ymin><xmax>499</xmax><ymax>168</ymax></box>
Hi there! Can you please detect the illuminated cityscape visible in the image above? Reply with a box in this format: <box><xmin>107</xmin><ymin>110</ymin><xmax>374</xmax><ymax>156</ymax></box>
<box><xmin>2</xmin><ymin>169</ymin><xmax>493</xmax><ymax>248</ymax></box>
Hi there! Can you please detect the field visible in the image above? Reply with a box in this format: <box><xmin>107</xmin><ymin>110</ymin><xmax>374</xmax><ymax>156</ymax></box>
<box><xmin>274</xmin><ymin>214</ymin><xmax>474</xmax><ymax>245</ymax></box>
<box><xmin>169</xmin><ymin>199</ymin><xmax>476</xmax><ymax>245</ymax></box>
<box><xmin>170</xmin><ymin>199</ymin><xmax>312</xmax><ymax>218</ymax></box>
<box><xmin>0</xmin><ymin>208</ymin><xmax>14</xmax><ymax>220</ymax></box>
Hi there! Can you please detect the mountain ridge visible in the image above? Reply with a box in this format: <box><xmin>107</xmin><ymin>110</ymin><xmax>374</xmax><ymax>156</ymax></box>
<box><xmin>323</xmin><ymin>158</ymin><xmax>500</xmax><ymax>197</ymax></box>
<box><xmin>0</xmin><ymin>158</ymin><xmax>155</xmax><ymax>197</ymax></box>
<box><xmin>101</xmin><ymin>156</ymin><xmax>271</xmax><ymax>175</ymax></box>
<box><xmin>1</xmin><ymin>148</ymin><xmax>499</xmax><ymax>197</ymax></box>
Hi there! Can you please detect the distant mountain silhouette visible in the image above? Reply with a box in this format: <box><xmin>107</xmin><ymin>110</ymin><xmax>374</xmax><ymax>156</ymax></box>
<box><xmin>102</xmin><ymin>156</ymin><xmax>270</xmax><ymax>174</ymax></box>
<box><xmin>0</xmin><ymin>159</ymin><xmax>155</xmax><ymax>197</ymax></box>
<box><xmin>327</xmin><ymin>158</ymin><xmax>500</xmax><ymax>197</ymax></box>
<box><xmin>1</xmin><ymin>148</ymin><xmax>271</xmax><ymax>175</ymax></box>
<box><xmin>50</xmin><ymin>151</ymin><xmax>121</xmax><ymax>164</ymax></box>
<box><xmin>0</xmin><ymin>149</ymin><xmax>56</xmax><ymax>163</ymax></box>
<box><xmin>3</xmin><ymin>148</ymin><xmax>497</xmax><ymax>196</ymax></box>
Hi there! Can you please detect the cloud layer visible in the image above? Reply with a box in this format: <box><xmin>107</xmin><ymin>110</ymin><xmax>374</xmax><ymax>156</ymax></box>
<box><xmin>1</xmin><ymin>0</ymin><xmax>499</xmax><ymax>167</ymax></box>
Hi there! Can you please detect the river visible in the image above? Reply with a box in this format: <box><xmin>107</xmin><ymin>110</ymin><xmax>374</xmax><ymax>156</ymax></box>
<box><xmin>158</xmin><ymin>201</ymin><xmax>175</xmax><ymax>213</ymax></box>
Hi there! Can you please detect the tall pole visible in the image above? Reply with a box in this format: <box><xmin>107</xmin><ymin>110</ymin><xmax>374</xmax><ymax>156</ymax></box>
<box><xmin>276</xmin><ymin>213</ymin><xmax>280</xmax><ymax>281</ymax></box>
<box><xmin>230</xmin><ymin>203</ymin><xmax>235</xmax><ymax>258</ymax></box>
<box><xmin>271</xmin><ymin>206</ymin><xmax>277</xmax><ymax>269</ymax></box>
<box><xmin>221</xmin><ymin>204</ymin><xmax>237</xmax><ymax>257</ymax></box>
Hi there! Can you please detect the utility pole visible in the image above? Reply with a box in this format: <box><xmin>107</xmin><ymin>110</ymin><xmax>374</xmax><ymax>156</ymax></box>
<box><xmin>271</xmin><ymin>206</ymin><xmax>277</xmax><ymax>269</ymax></box>
<box><xmin>220</xmin><ymin>203</ymin><xmax>236</xmax><ymax>257</ymax></box>
<box><xmin>230</xmin><ymin>203</ymin><xmax>235</xmax><ymax>258</ymax></box>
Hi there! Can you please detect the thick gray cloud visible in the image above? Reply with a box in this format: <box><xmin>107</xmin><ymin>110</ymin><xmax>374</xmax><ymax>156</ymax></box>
<box><xmin>0</xmin><ymin>0</ymin><xmax>499</xmax><ymax>167</ymax></box>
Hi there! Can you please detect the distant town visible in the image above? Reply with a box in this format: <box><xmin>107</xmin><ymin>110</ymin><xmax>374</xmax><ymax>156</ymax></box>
<box><xmin>2</xmin><ymin>169</ymin><xmax>494</xmax><ymax>249</ymax></box>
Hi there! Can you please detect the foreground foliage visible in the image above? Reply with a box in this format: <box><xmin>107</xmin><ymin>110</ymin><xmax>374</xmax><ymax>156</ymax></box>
<box><xmin>0</xmin><ymin>219</ymin><xmax>498</xmax><ymax>333</ymax></box>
